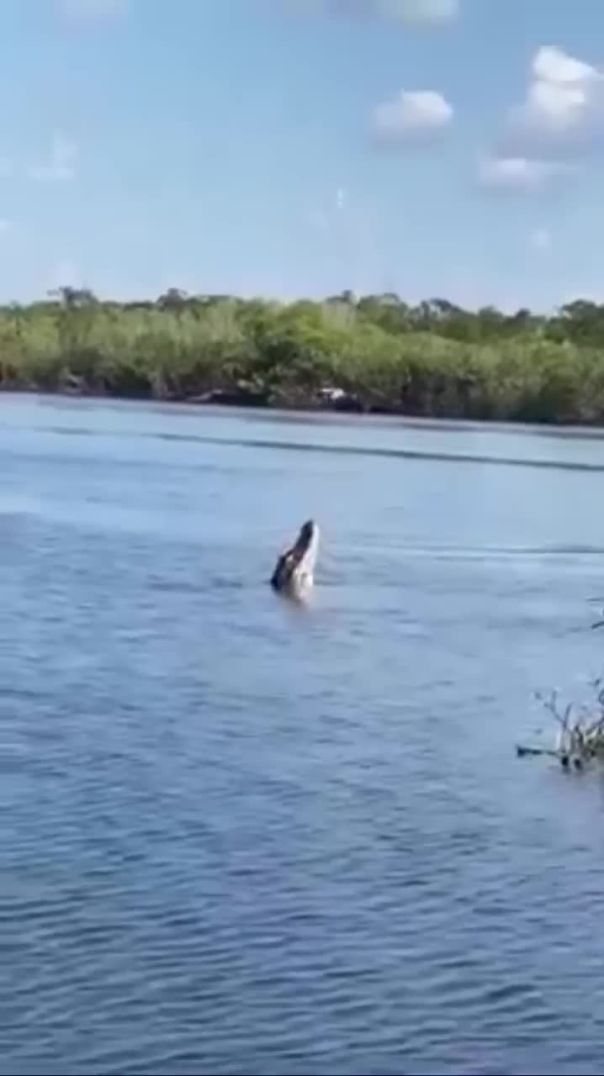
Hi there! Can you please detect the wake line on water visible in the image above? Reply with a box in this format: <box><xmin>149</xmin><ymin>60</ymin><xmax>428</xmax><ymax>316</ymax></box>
<box><xmin>196</xmin><ymin>435</ymin><xmax>604</xmax><ymax>473</ymax></box>
<box><xmin>27</xmin><ymin>424</ymin><xmax>604</xmax><ymax>473</ymax></box>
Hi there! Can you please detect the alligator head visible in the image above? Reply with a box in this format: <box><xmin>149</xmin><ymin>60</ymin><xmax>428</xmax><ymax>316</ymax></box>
<box><xmin>270</xmin><ymin>520</ymin><xmax>319</xmax><ymax>597</ymax></box>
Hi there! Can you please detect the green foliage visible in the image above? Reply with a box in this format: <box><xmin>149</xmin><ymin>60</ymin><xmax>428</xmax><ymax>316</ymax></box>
<box><xmin>3</xmin><ymin>287</ymin><xmax>604</xmax><ymax>423</ymax></box>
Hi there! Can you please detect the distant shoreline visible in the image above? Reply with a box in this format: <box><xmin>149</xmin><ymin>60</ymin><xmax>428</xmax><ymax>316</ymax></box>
<box><xmin>0</xmin><ymin>382</ymin><xmax>595</xmax><ymax>431</ymax></box>
<box><xmin>2</xmin><ymin>290</ymin><xmax>604</xmax><ymax>427</ymax></box>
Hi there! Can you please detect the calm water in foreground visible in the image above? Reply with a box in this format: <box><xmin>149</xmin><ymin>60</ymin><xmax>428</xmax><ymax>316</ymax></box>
<box><xmin>5</xmin><ymin>395</ymin><xmax>604</xmax><ymax>1076</ymax></box>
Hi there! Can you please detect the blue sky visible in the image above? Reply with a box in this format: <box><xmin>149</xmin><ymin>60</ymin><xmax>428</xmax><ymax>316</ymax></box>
<box><xmin>1</xmin><ymin>0</ymin><xmax>604</xmax><ymax>309</ymax></box>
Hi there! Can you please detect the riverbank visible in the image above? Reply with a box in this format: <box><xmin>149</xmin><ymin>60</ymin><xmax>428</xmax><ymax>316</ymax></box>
<box><xmin>2</xmin><ymin>290</ymin><xmax>604</xmax><ymax>425</ymax></box>
<box><xmin>0</xmin><ymin>380</ymin><xmax>590</xmax><ymax>428</ymax></box>
<box><xmin>0</xmin><ymin>379</ymin><xmax>368</xmax><ymax>414</ymax></box>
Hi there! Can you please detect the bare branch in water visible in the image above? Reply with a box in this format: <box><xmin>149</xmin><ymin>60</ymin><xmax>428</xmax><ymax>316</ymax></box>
<box><xmin>521</xmin><ymin>612</ymin><xmax>604</xmax><ymax>768</ymax></box>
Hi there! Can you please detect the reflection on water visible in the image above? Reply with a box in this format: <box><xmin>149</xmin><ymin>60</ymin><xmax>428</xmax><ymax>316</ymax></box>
<box><xmin>4</xmin><ymin>395</ymin><xmax>604</xmax><ymax>1076</ymax></box>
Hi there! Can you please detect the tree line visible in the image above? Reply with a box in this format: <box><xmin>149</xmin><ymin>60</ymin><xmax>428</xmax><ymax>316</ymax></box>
<box><xmin>2</xmin><ymin>286</ymin><xmax>604</xmax><ymax>424</ymax></box>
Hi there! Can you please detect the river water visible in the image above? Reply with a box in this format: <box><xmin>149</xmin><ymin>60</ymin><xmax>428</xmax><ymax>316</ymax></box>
<box><xmin>4</xmin><ymin>395</ymin><xmax>604</xmax><ymax>1076</ymax></box>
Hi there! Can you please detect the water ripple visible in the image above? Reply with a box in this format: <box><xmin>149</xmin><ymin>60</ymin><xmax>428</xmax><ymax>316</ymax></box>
<box><xmin>5</xmin><ymin>400</ymin><xmax>604</xmax><ymax>1074</ymax></box>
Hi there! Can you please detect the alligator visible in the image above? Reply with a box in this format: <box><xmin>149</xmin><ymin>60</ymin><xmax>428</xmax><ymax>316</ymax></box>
<box><xmin>270</xmin><ymin>520</ymin><xmax>319</xmax><ymax>598</ymax></box>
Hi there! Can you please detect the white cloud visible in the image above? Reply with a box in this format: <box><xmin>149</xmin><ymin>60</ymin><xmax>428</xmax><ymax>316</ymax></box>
<box><xmin>533</xmin><ymin>45</ymin><xmax>597</xmax><ymax>86</ymax></box>
<box><xmin>505</xmin><ymin>45</ymin><xmax>604</xmax><ymax>158</ymax></box>
<box><xmin>530</xmin><ymin>227</ymin><xmax>551</xmax><ymax>252</ymax></box>
<box><xmin>373</xmin><ymin>89</ymin><xmax>453</xmax><ymax>144</ymax></box>
<box><xmin>478</xmin><ymin>155</ymin><xmax>573</xmax><ymax>192</ymax></box>
<box><xmin>58</xmin><ymin>0</ymin><xmax>127</xmax><ymax>20</ymax></box>
<box><xmin>480</xmin><ymin>46</ymin><xmax>604</xmax><ymax>188</ymax></box>
<box><xmin>335</xmin><ymin>186</ymin><xmax>346</xmax><ymax>210</ymax></box>
<box><xmin>29</xmin><ymin>135</ymin><xmax>77</xmax><ymax>182</ymax></box>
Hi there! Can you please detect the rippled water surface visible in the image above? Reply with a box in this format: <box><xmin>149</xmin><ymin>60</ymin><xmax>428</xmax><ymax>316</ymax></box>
<box><xmin>5</xmin><ymin>395</ymin><xmax>604</xmax><ymax>1076</ymax></box>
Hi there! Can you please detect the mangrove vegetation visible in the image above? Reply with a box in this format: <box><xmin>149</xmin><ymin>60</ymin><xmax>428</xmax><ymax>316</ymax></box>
<box><xmin>3</xmin><ymin>287</ymin><xmax>604</xmax><ymax>423</ymax></box>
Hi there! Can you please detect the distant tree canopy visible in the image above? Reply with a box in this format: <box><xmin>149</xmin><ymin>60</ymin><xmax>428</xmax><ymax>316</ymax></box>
<box><xmin>2</xmin><ymin>287</ymin><xmax>604</xmax><ymax>424</ymax></box>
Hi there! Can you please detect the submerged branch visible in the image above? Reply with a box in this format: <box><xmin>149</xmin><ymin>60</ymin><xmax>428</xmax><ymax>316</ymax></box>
<box><xmin>519</xmin><ymin>615</ymin><xmax>604</xmax><ymax>771</ymax></box>
<box><xmin>521</xmin><ymin>682</ymin><xmax>604</xmax><ymax>771</ymax></box>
